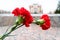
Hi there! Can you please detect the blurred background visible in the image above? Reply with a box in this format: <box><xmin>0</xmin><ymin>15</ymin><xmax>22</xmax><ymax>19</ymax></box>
<box><xmin>0</xmin><ymin>0</ymin><xmax>59</xmax><ymax>13</ymax></box>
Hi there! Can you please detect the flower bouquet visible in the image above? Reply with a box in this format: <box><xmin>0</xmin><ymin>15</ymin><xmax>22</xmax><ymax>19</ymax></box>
<box><xmin>0</xmin><ymin>7</ymin><xmax>51</xmax><ymax>40</ymax></box>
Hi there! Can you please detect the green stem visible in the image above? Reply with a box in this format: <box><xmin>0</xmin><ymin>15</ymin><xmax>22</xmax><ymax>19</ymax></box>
<box><xmin>0</xmin><ymin>24</ymin><xmax>24</xmax><ymax>40</ymax></box>
<box><xmin>15</xmin><ymin>24</ymin><xmax>24</xmax><ymax>30</ymax></box>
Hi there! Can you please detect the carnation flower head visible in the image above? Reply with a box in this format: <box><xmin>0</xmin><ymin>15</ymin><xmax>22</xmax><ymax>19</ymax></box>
<box><xmin>20</xmin><ymin>7</ymin><xmax>33</xmax><ymax>27</ymax></box>
<box><xmin>12</xmin><ymin>8</ymin><xmax>20</xmax><ymax>16</ymax></box>
<box><xmin>12</xmin><ymin>7</ymin><xmax>33</xmax><ymax>27</ymax></box>
<box><xmin>40</xmin><ymin>14</ymin><xmax>51</xmax><ymax>30</ymax></box>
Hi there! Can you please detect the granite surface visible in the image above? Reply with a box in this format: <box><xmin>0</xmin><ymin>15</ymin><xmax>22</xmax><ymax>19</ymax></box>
<box><xmin>0</xmin><ymin>16</ymin><xmax>60</xmax><ymax>40</ymax></box>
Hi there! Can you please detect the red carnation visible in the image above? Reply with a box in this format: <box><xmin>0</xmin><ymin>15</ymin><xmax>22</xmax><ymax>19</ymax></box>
<box><xmin>12</xmin><ymin>8</ymin><xmax>20</xmax><ymax>16</ymax></box>
<box><xmin>20</xmin><ymin>7</ymin><xmax>33</xmax><ymax>27</ymax></box>
<box><xmin>40</xmin><ymin>14</ymin><xmax>51</xmax><ymax>30</ymax></box>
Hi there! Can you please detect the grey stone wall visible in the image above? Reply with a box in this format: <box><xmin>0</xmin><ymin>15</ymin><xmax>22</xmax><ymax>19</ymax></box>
<box><xmin>0</xmin><ymin>16</ymin><xmax>16</xmax><ymax>26</ymax></box>
<box><xmin>0</xmin><ymin>15</ymin><xmax>60</xmax><ymax>40</ymax></box>
<box><xmin>0</xmin><ymin>16</ymin><xmax>60</xmax><ymax>27</ymax></box>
